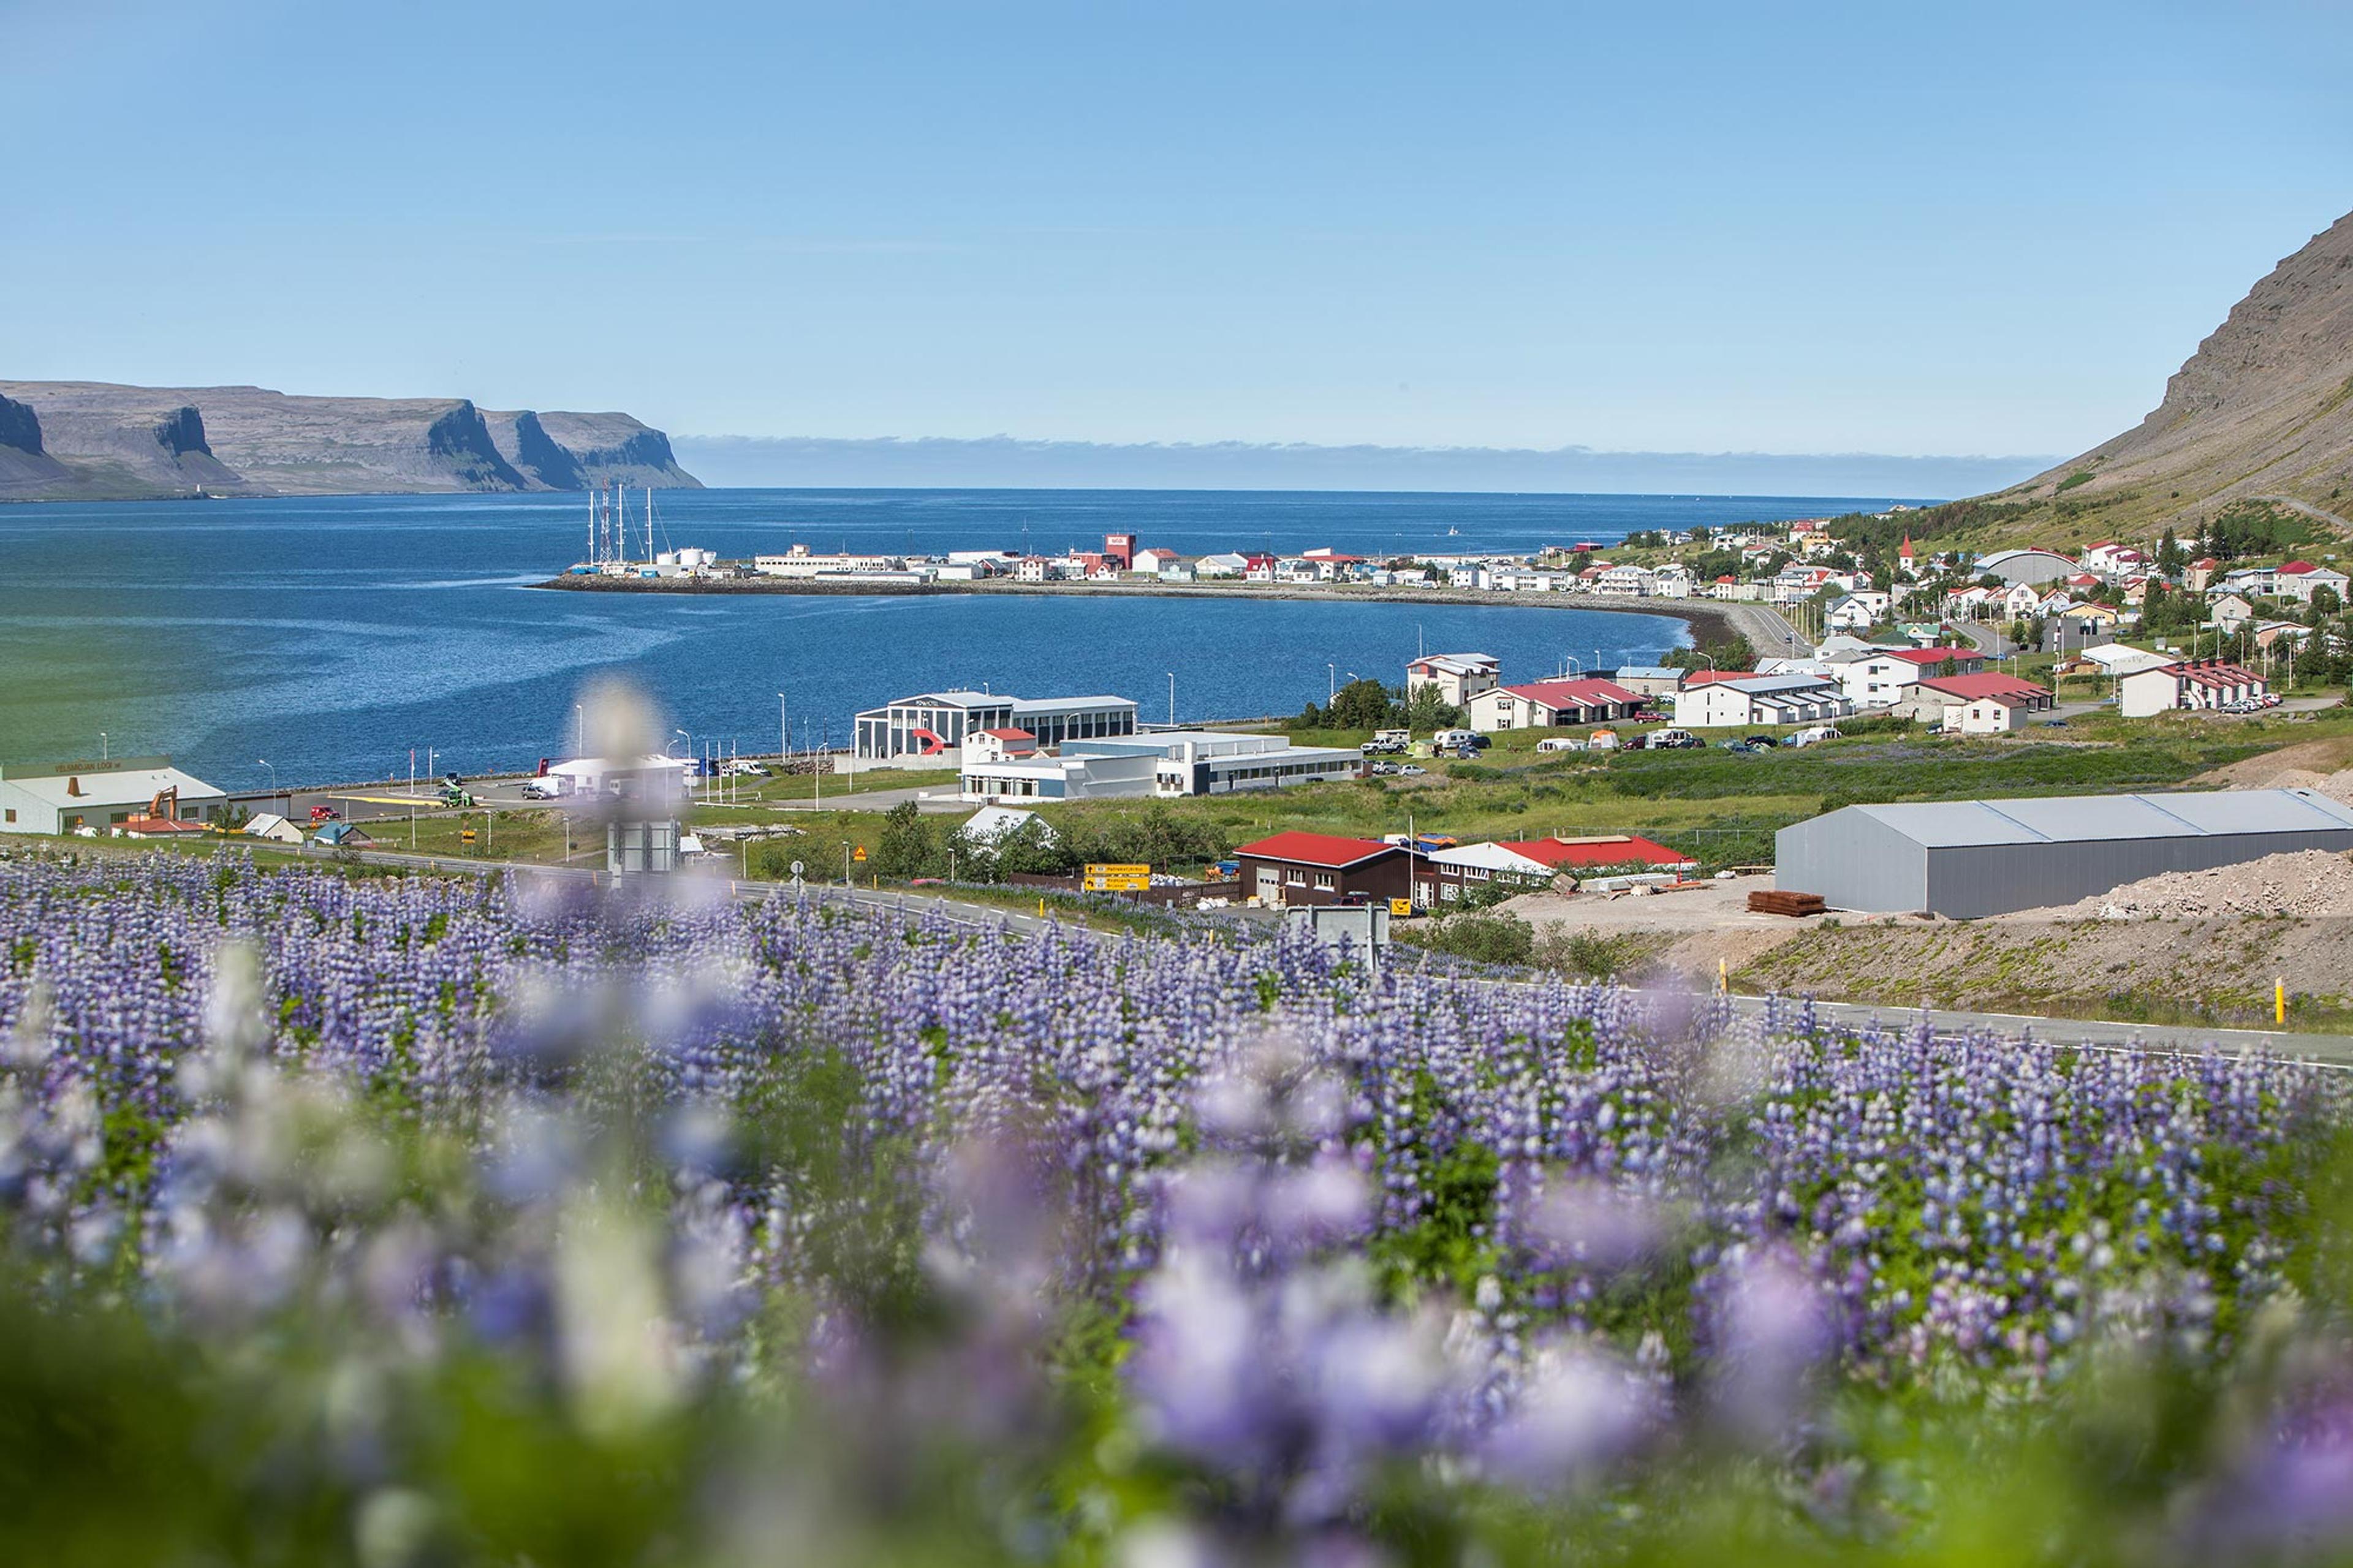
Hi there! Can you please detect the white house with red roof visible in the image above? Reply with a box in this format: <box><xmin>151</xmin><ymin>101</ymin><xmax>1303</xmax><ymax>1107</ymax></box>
<box><xmin>1908</xmin><ymin>672</ymin><xmax>2055</xmax><ymax>733</ymax></box>
<box><xmin>959</xmin><ymin>728</ymin><xmax>1039</xmax><ymax>766</ymax></box>
<box><xmin>1464</xmin><ymin>678</ymin><xmax>1646</xmax><ymax>733</ymax></box>
<box><xmin>2117</xmin><ymin>658</ymin><xmax>2270</xmax><ymax>718</ymax></box>
<box><xmin>2276</xmin><ymin>560</ymin><xmax>2351</xmax><ymax>604</ymax></box>
<box><xmin>1827</xmin><ymin>646</ymin><xmax>1986</xmax><ymax>708</ymax></box>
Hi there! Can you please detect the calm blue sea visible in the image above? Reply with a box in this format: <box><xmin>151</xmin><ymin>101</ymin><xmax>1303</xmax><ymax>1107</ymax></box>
<box><xmin>0</xmin><ymin>488</ymin><xmax>1915</xmax><ymax>787</ymax></box>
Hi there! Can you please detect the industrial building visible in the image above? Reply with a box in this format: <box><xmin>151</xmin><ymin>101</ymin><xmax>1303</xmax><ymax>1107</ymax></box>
<box><xmin>958</xmin><ymin>730</ymin><xmax>1358</xmax><ymax>803</ymax></box>
<box><xmin>0</xmin><ymin>757</ymin><xmax>225</xmax><ymax>836</ymax></box>
<box><xmin>1775</xmin><ymin>788</ymin><xmax>2353</xmax><ymax>918</ymax></box>
<box><xmin>854</xmin><ymin>691</ymin><xmax>1139</xmax><ymax>760</ymax></box>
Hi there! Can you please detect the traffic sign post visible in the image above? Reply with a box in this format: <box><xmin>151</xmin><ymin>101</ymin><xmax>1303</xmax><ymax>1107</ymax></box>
<box><xmin>1082</xmin><ymin>862</ymin><xmax>1151</xmax><ymax>892</ymax></box>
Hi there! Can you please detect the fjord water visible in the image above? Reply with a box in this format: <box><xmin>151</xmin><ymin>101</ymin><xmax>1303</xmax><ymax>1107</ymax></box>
<box><xmin>0</xmin><ymin>488</ymin><xmax>1908</xmax><ymax>787</ymax></box>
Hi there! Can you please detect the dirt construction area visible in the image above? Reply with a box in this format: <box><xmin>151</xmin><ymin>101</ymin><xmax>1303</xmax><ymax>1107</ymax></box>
<box><xmin>1502</xmin><ymin>849</ymin><xmax>2353</xmax><ymax>1034</ymax></box>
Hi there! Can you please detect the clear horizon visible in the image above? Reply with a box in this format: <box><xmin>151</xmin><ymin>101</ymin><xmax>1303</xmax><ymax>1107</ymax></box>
<box><xmin>9</xmin><ymin>1</ymin><xmax>2353</xmax><ymax>461</ymax></box>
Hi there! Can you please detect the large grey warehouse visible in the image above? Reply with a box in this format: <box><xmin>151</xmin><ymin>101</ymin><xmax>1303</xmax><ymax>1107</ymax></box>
<box><xmin>1775</xmin><ymin>789</ymin><xmax>2353</xmax><ymax>918</ymax></box>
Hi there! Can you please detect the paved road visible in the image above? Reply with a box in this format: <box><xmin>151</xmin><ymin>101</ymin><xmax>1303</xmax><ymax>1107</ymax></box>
<box><xmin>1708</xmin><ymin>990</ymin><xmax>2353</xmax><ymax>1066</ymax></box>
<box><xmin>1947</xmin><ymin>618</ymin><xmax>2012</xmax><ymax>658</ymax></box>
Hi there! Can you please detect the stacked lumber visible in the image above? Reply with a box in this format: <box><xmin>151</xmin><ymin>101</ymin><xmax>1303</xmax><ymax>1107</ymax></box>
<box><xmin>1748</xmin><ymin>889</ymin><xmax>1826</xmax><ymax>917</ymax></box>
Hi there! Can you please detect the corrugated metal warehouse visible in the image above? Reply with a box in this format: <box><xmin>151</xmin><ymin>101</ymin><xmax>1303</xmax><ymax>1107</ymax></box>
<box><xmin>1775</xmin><ymin>789</ymin><xmax>2353</xmax><ymax>917</ymax></box>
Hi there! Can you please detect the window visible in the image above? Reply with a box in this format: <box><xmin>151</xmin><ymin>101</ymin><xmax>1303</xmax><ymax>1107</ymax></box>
<box><xmin>1287</xmin><ymin>869</ymin><xmax>1307</xmax><ymax>885</ymax></box>
<box><xmin>1314</xmin><ymin>872</ymin><xmax>1336</xmax><ymax>890</ymax></box>
<box><xmin>2</xmin><ymin>809</ymin><xmax>10</xmax><ymax>824</ymax></box>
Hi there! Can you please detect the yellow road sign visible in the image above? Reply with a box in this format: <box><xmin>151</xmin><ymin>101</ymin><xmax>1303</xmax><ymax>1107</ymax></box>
<box><xmin>852</xmin><ymin>846</ymin><xmax>868</xmax><ymax>863</ymax></box>
<box><xmin>1083</xmin><ymin>862</ymin><xmax>1151</xmax><ymax>892</ymax></box>
<box><xmin>1389</xmin><ymin>898</ymin><xmax>1412</xmax><ymax>917</ymax></box>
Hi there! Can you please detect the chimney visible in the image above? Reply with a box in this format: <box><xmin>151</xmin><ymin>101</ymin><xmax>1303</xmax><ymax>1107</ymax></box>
<box><xmin>66</xmin><ymin>776</ymin><xmax>81</xmax><ymax>797</ymax></box>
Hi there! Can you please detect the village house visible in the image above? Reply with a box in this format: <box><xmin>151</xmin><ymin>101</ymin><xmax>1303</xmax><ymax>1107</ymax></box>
<box><xmin>1829</xmin><ymin>646</ymin><xmax>1986</xmax><ymax>708</ymax></box>
<box><xmin>1672</xmin><ymin>672</ymin><xmax>1854</xmax><ymax>728</ymax></box>
<box><xmin>2116</xmin><ymin>658</ymin><xmax>2270</xmax><ymax>718</ymax></box>
<box><xmin>1824</xmin><ymin>590</ymin><xmax>1891</xmax><ymax>631</ymax></box>
<box><xmin>2275</xmin><ymin>561</ymin><xmax>2351</xmax><ymax>604</ymax></box>
<box><xmin>1908</xmin><ymin>672</ymin><xmax>2055</xmax><ymax>733</ymax></box>
<box><xmin>1405</xmin><ymin>653</ymin><xmax>1501</xmax><ymax>706</ymax></box>
<box><xmin>2208</xmin><ymin>594</ymin><xmax>2257</xmax><ymax>632</ymax></box>
<box><xmin>1464</xmin><ymin>678</ymin><xmax>1646</xmax><ymax>733</ymax></box>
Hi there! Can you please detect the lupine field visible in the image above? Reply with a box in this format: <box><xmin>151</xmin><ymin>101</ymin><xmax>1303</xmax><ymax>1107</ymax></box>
<box><xmin>8</xmin><ymin>852</ymin><xmax>2353</xmax><ymax>1564</ymax></box>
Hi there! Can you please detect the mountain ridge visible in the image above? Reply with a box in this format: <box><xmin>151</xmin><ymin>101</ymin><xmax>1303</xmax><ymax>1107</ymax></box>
<box><xmin>0</xmin><ymin>380</ymin><xmax>700</xmax><ymax>501</ymax></box>
<box><xmin>1953</xmin><ymin>211</ymin><xmax>2353</xmax><ymax>545</ymax></box>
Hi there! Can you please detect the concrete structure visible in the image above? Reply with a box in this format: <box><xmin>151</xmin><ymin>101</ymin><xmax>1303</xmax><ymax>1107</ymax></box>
<box><xmin>854</xmin><ymin>691</ymin><xmax>1139</xmax><ymax>760</ymax></box>
<box><xmin>0</xmin><ymin>757</ymin><xmax>225</xmax><ymax>836</ymax></box>
<box><xmin>1404</xmin><ymin>653</ymin><xmax>1500</xmax><ymax>707</ymax></box>
<box><xmin>1234</xmin><ymin>831</ymin><xmax>1417</xmax><ymax>909</ymax></box>
<box><xmin>958</xmin><ymin>750</ymin><xmax>1161</xmax><ymax>803</ymax></box>
<box><xmin>1975</xmin><ymin>548</ymin><xmax>2078</xmax><ymax>586</ymax></box>
<box><xmin>1672</xmin><ymin>674</ymin><xmax>1854</xmax><ymax>729</ymax></box>
<box><xmin>542</xmin><ymin>754</ymin><xmax>692</xmax><ymax>800</ymax></box>
<box><xmin>1776</xmin><ymin>788</ymin><xmax>2353</xmax><ymax>918</ymax></box>
<box><xmin>1465</xmin><ymin>678</ymin><xmax>1645</xmax><ymax>733</ymax></box>
<box><xmin>2117</xmin><ymin>659</ymin><xmax>2269</xmax><ymax>718</ymax></box>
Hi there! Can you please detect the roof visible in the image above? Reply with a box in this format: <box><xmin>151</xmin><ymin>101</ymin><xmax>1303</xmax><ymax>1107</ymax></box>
<box><xmin>1836</xmin><ymin>789</ymin><xmax>2353</xmax><ymax>849</ymax></box>
<box><xmin>120</xmin><ymin>816</ymin><xmax>210</xmax><ymax>836</ymax></box>
<box><xmin>1428</xmin><ymin>841</ymin><xmax>1556</xmax><ymax>875</ymax></box>
<box><xmin>958</xmin><ymin>806</ymin><xmax>1051</xmax><ymax>845</ymax></box>
<box><xmin>1682</xmin><ymin>669</ymin><xmax>1759</xmax><ymax>686</ymax></box>
<box><xmin>1491</xmin><ymin>678</ymin><xmax>1642</xmax><ymax>709</ymax></box>
<box><xmin>1612</xmin><ymin>665</ymin><xmax>1685</xmax><ymax>681</ymax></box>
<box><xmin>979</xmin><ymin>728</ymin><xmax>1036</xmax><ymax>741</ymax></box>
<box><xmin>1409</xmin><ymin>653</ymin><xmax>1499</xmax><ymax>673</ymax></box>
<box><xmin>2121</xmin><ymin>659</ymin><xmax>2265</xmax><ymax>690</ymax></box>
<box><xmin>1233</xmin><ymin>831</ymin><xmax>1402</xmax><ymax>869</ymax></box>
<box><xmin>1710</xmin><ymin>674</ymin><xmax>1838</xmax><ymax>695</ymax></box>
<box><xmin>0</xmin><ymin>763</ymin><xmax>223</xmax><ymax>811</ymax></box>
<box><xmin>313</xmin><ymin>821</ymin><xmax>374</xmax><ymax>844</ymax></box>
<box><xmin>1874</xmin><ymin>646</ymin><xmax>1977</xmax><ymax>667</ymax></box>
<box><xmin>1503</xmin><ymin>835</ymin><xmax>1691</xmax><ymax>868</ymax></box>
<box><xmin>1916</xmin><ymin>672</ymin><xmax>2049</xmax><ymax>702</ymax></box>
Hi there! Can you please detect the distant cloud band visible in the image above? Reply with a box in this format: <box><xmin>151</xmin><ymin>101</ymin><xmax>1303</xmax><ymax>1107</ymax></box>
<box><xmin>672</xmin><ymin>434</ymin><xmax>2056</xmax><ymax>498</ymax></box>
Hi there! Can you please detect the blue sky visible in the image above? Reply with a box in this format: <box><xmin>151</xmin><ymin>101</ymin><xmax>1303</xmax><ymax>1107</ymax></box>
<box><xmin>7</xmin><ymin>0</ymin><xmax>2352</xmax><ymax>459</ymax></box>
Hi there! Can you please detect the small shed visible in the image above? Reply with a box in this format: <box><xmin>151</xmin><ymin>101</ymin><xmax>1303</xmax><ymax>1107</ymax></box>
<box><xmin>313</xmin><ymin>821</ymin><xmax>375</xmax><ymax>848</ymax></box>
<box><xmin>244</xmin><ymin>812</ymin><xmax>306</xmax><ymax>844</ymax></box>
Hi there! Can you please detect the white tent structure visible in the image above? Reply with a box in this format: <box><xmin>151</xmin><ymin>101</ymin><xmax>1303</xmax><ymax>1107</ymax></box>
<box><xmin>243</xmin><ymin>812</ymin><xmax>305</xmax><ymax>844</ymax></box>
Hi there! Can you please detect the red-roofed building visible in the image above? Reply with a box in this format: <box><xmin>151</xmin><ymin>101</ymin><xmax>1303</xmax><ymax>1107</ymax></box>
<box><xmin>2118</xmin><ymin>659</ymin><xmax>2269</xmax><ymax>718</ymax></box>
<box><xmin>2276</xmin><ymin>559</ymin><xmax>2352</xmax><ymax>605</ymax></box>
<box><xmin>1681</xmin><ymin>668</ymin><xmax>1759</xmax><ymax>686</ymax></box>
<box><xmin>1465</xmin><ymin>678</ymin><xmax>1645</xmax><ymax>733</ymax></box>
<box><xmin>1501</xmin><ymin>835</ymin><xmax>1694</xmax><ymax>871</ymax></box>
<box><xmin>1832</xmin><ymin>645</ymin><xmax>1986</xmax><ymax>706</ymax></box>
<box><xmin>1912</xmin><ymin>672</ymin><xmax>2055</xmax><ymax>733</ymax></box>
<box><xmin>961</xmin><ymin>727</ymin><xmax>1039</xmax><ymax>764</ymax></box>
<box><xmin>1233</xmin><ymin>831</ymin><xmax>1415</xmax><ymax>908</ymax></box>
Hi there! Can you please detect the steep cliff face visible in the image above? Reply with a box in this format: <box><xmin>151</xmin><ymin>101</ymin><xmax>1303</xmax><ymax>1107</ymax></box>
<box><xmin>0</xmin><ymin>394</ymin><xmax>78</xmax><ymax>500</ymax></box>
<box><xmin>1991</xmin><ymin>211</ymin><xmax>2353</xmax><ymax>529</ymax></box>
<box><xmin>0</xmin><ymin>382</ymin><xmax>252</xmax><ymax>498</ymax></box>
<box><xmin>532</xmin><ymin>412</ymin><xmax>703</xmax><ymax>488</ymax></box>
<box><xmin>479</xmin><ymin>409</ymin><xmax>587</xmax><ymax>490</ymax></box>
<box><xmin>0</xmin><ymin>381</ymin><xmax>700</xmax><ymax>501</ymax></box>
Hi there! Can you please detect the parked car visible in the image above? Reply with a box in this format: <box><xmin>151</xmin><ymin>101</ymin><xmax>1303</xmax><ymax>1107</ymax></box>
<box><xmin>521</xmin><ymin>780</ymin><xmax>559</xmax><ymax>801</ymax></box>
<box><xmin>309</xmin><ymin>805</ymin><xmax>340</xmax><ymax>824</ymax></box>
<box><xmin>1396</xmin><ymin>764</ymin><xmax>1427</xmax><ymax>776</ymax></box>
<box><xmin>2037</xmin><ymin>718</ymin><xmax>2069</xmax><ymax>729</ymax></box>
<box><xmin>1716</xmin><ymin>739</ymin><xmax>1757</xmax><ymax>754</ymax></box>
<box><xmin>1744</xmin><ymin>735</ymin><xmax>1779</xmax><ymax>749</ymax></box>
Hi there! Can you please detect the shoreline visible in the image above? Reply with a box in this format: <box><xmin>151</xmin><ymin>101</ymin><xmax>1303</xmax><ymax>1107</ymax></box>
<box><xmin>530</xmin><ymin>573</ymin><xmax>1777</xmax><ymax>650</ymax></box>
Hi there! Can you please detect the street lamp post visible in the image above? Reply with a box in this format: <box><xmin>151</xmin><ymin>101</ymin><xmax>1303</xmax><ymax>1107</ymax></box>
<box><xmin>1167</xmin><ymin>672</ymin><xmax>1176</xmax><ymax>728</ymax></box>
<box><xmin>99</xmin><ymin>732</ymin><xmax>108</xmax><ymax>761</ymax></box>
<box><xmin>674</xmin><ymin>729</ymin><xmax>693</xmax><ymax>802</ymax></box>
<box><xmin>1328</xmin><ymin>663</ymin><xmax>1337</xmax><ymax>702</ymax></box>
<box><xmin>258</xmin><ymin>759</ymin><xmax>279</xmax><ymax>816</ymax></box>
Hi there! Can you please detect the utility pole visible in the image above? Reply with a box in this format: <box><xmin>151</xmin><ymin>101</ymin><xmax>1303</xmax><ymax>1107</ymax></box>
<box><xmin>1168</xmin><ymin>672</ymin><xmax>1177</xmax><ymax>728</ymax></box>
